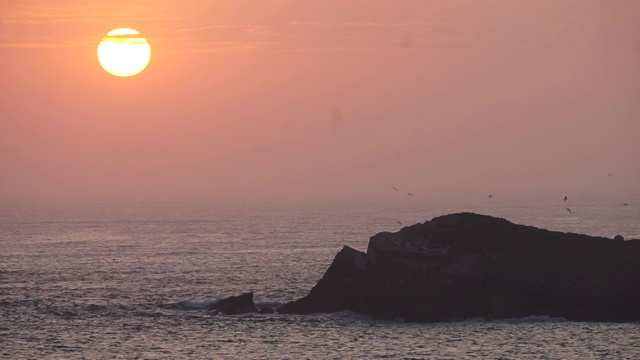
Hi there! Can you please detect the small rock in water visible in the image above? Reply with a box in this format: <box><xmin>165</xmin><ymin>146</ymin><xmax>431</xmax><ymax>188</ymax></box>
<box><xmin>209</xmin><ymin>292</ymin><xmax>258</xmax><ymax>315</ymax></box>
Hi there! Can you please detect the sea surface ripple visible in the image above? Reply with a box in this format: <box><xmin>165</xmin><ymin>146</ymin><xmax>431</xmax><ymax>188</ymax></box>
<box><xmin>2</xmin><ymin>201</ymin><xmax>639</xmax><ymax>359</ymax></box>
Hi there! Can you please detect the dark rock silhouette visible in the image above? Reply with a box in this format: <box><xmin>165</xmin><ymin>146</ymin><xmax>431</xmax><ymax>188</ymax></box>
<box><xmin>209</xmin><ymin>292</ymin><xmax>258</xmax><ymax>315</ymax></box>
<box><xmin>279</xmin><ymin>213</ymin><xmax>640</xmax><ymax>322</ymax></box>
<box><xmin>278</xmin><ymin>246</ymin><xmax>376</xmax><ymax>315</ymax></box>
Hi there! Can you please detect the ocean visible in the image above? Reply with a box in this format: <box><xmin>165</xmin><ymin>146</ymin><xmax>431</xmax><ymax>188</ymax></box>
<box><xmin>2</xmin><ymin>200</ymin><xmax>639</xmax><ymax>359</ymax></box>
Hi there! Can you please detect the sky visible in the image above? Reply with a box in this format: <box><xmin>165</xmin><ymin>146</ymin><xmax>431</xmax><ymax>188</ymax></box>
<box><xmin>1</xmin><ymin>0</ymin><xmax>639</xmax><ymax>205</ymax></box>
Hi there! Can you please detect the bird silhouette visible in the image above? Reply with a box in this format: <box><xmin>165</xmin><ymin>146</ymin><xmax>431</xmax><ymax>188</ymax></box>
<box><xmin>407</xmin><ymin>192</ymin><xmax>414</xmax><ymax>197</ymax></box>
<box><xmin>396</xmin><ymin>220</ymin><xmax>403</xmax><ymax>226</ymax></box>
<box><xmin>392</xmin><ymin>186</ymin><xmax>399</xmax><ymax>191</ymax></box>
<box><xmin>623</xmin><ymin>203</ymin><xmax>628</xmax><ymax>206</ymax></box>
<box><xmin>488</xmin><ymin>194</ymin><xmax>493</xmax><ymax>198</ymax></box>
<box><xmin>566</xmin><ymin>208</ymin><xmax>571</xmax><ymax>213</ymax></box>
<box><xmin>564</xmin><ymin>196</ymin><xmax>568</xmax><ymax>202</ymax></box>
<box><xmin>608</xmin><ymin>173</ymin><xmax>613</xmax><ymax>177</ymax></box>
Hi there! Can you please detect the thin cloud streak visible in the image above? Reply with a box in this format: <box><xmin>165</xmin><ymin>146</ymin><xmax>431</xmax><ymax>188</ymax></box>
<box><xmin>284</xmin><ymin>21</ymin><xmax>454</xmax><ymax>27</ymax></box>
<box><xmin>0</xmin><ymin>34</ymin><xmax>97</xmax><ymax>49</ymax></box>
<box><xmin>162</xmin><ymin>40</ymin><xmax>278</xmax><ymax>53</ymax></box>
<box><xmin>172</xmin><ymin>25</ymin><xmax>267</xmax><ymax>34</ymax></box>
<box><xmin>0</xmin><ymin>4</ymin><xmax>472</xmax><ymax>52</ymax></box>
<box><xmin>164</xmin><ymin>21</ymin><xmax>475</xmax><ymax>53</ymax></box>
<box><xmin>0</xmin><ymin>3</ymin><xmax>178</xmax><ymax>24</ymax></box>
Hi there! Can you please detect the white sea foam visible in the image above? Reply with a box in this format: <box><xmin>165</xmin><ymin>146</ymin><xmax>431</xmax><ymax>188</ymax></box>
<box><xmin>255</xmin><ymin>301</ymin><xmax>285</xmax><ymax>309</ymax></box>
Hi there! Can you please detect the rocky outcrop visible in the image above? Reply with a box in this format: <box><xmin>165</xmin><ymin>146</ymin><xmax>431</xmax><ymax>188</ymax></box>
<box><xmin>277</xmin><ymin>246</ymin><xmax>390</xmax><ymax>316</ymax></box>
<box><xmin>279</xmin><ymin>213</ymin><xmax>640</xmax><ymax>322</ymax></box>
<box><xmin>209</xmin><ymin>292</ymin><xmax>258</xmax><ymax>315</ymax></box>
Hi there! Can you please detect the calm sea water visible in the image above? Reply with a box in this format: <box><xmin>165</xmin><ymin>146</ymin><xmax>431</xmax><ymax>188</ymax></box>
<box><xmin>2</xmin><ymin>200</ymin><xmax>639</xmax><ymax>359</ymax></box>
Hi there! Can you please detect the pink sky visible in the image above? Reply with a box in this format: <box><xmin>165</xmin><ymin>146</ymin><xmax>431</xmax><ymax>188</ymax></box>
<box><xmin>1</xmin><ymin>0</ymin><xmax>639</xmax><ymax>205</ymax></box>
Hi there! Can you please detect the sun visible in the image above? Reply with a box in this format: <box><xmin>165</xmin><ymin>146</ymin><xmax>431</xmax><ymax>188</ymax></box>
<box><xmin>98</xmin><ymin>28</ymin><xmax>151</xmax><ymax>77</ymax></box>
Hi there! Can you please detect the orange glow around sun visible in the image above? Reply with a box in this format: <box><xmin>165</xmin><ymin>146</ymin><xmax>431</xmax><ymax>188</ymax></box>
<box><xmin>97</xmin><ymin>28</ymin><xmax>151</xmax><ymax>77</ymax></box>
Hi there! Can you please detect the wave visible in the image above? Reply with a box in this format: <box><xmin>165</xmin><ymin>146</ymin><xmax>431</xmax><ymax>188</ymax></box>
<box><xmin>174</xmin><ymin>299</ymin><xmax>220</xmax><ymax>310</ymax></box>
<box><xmin>499</xmin><ymin>315</ymin><xmax>569</xmax><ymax>323</ymax></box>
<box><xmin>167</xmin><ymin>300</ymin><xmax>569</xmax><ymax>323</ymax></box>
<box><xmin>169</xmin><ymin>298</ymin><xmax>286</xmax><ymax>311</ymax></box>
<box><xmin>453</xmin><ymin>315</ymin><xmax>568</xmax><ymax>324</ymax></box>
<box><xmin>256</xmin><ymin>301</ymin><xmax>286</xmax><ymax>309</ymax></box>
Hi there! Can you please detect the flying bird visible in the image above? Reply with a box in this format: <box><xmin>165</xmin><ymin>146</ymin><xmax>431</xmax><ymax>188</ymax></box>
<box><xmin>564</xmin><ymin>196</ymin><xmax>568</xmax><ymax>202</ymax></box>
<box><xmin>392</xmin><ymin>186</ymin><xmax>399</xmax><ymax>191</ymax></box>
<box><xmin>566</xmin><ymin>208</ymin><xmax>571</xmax><ymax>213</ymax></box>
<box><xmin>623</xmin><ymin>203</ymin><xmax>628</xmax><ymax>206</ymax></box>
<box><xmin>407</xmin><ymin>192</ymin><xmax>414</xmax><ymax>197</ymax></box>
<box><xmin>488</xmin><ymin>194</ymin><xmax>493</xmax><ymax>198</ymax></box>
<box><xmin>607</xmin><ymin>173</ymin><xmax>613</xmax><ymax>177</ymax></box>
<box><xmin>396</xmin><ymin>220</ymin><xmax>403</xmax><ymax>226</ymax></box>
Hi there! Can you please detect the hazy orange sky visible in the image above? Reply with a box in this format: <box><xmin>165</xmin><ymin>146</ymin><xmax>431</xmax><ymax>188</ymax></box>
<box><xmin>1</xmin><ymin>0</ymin><xmax>639</xmax><ymax>205</ymax></box>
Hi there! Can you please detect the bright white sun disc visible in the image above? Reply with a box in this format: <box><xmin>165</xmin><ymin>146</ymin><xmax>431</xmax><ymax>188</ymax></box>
<box><xmin>98</xmin><ymin>28</ymin><xmax>151</xmax><ymax>77</ymax></box>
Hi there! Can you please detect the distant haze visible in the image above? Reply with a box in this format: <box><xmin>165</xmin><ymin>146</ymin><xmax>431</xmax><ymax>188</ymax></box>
<box><xmin>1</xmin><ymin>0</ymin><xmax>639</xmax><ymax>205</ymax></box>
